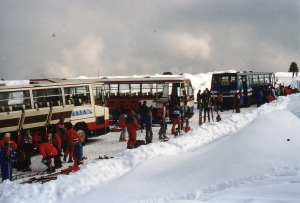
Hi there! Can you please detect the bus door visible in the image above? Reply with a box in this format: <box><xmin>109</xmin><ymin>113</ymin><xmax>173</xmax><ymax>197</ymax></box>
<box><xmin>241</xmin><ymin>75</ymin><xmax>248</xmax><ymax>106</ymax></box>
<box><xmin>92</xmin><ymin>85</ymin><xmax>108</xmax><ymax>135</ymax></box>
<box><xmin>170</xmin><ymin>83</ymin><xmax>180</xmax><ymax>107</ymax></box>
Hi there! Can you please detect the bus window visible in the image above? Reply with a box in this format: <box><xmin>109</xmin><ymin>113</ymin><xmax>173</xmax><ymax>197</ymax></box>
<box><xmin>221</xmin><ymin>76</ymin><xmax>229</xmax><ymax>86</ymax></box>
<box><xmin>259</xmin><ymin>75</ymin><xmax>265</xmax><ymax>85</ymax></box>
<box><xmin>130</xmin><ymin>84</ymin><xmax>141</xmax><ymax>97</ymax></box>
<box><xmin>33</xmin><ymin>88</ymin><xmax>63</xmax><ymax>108</ymax></box>
<box><xmin>265</xmin><ymin>74</ymin><xmax>270</xmax><ymax>84</ymax></box>
<box><xmin>238</xmin><ymin>76</ymin><xmax>243</xmax><ymax>87</ymax></box>
<box><xmin>247</xmin><ymin>75</ymin><xmax>253</xmax><ymax>86</ymax></box>
<box><xmin>64</xmin><ymin>86</ymin><xmax>91</xmax><ymax>106</ymax></box>
<box><xmin>119</xmin><ymin>84</ymin><xmax>130</xmax><ymax>97</ymax></box>
<box><xmin>142</xmin><ymin>83</ymin><xmax>153</xmax><ymax>97</ymax></box>
<box><xmin>93</xmin><ymin>86</ymin><xmax>103</xmax><ymax>106</ymax></box>
<box><xmin>0</xmin><ymin>90</ymin><xmax>31</xmax><ymax>111</ymax></box>
<box><xmin>109</xmin><ymin>84</ymin><xmax>118</xmax><ymax>98</ymax></box>
<box><xmin>253</xmin><ymin>75</ymin><xmax>259</xmax><ymax>85</ymax></box>
<box><xmin>212</xmin><ymin>75</ymin><xmax>221</xmax><ymax>86</ymax></box>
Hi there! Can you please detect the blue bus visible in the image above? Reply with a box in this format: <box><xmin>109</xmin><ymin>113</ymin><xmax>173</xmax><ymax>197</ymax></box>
<box><xmin>211</xmin><ymin>71</ymin><xmax>275</xmax><ymax>107</ymax></box>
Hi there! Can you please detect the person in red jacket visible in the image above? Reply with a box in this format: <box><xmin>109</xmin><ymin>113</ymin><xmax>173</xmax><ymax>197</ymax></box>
<box><xmin>48</xmin><ymin>127</ymin><xmax>62</xmax><ymax>169</ymax></box>
<box><xmin>125</xmin><ymin>110</ymin><xmax>139</xmax><ymax>149</ymax></box>
<box><xmin>38</xmin><ymin>142</ymin><xmax>58</xmax><ymax>173</ymax></box>
<box><xmin>63</xmin><ymin>123</ymin><xmax>82</xmax><ymax>163</ymax></box>
<box><xmin>284</xmin><ymin>86</ymin><xmax>291</xmax><ymax>96</ymax></box>
<box><xmin>0</xmin><ymin>133</ymin><xmax>17</xmax><ymax>150</ymax></box>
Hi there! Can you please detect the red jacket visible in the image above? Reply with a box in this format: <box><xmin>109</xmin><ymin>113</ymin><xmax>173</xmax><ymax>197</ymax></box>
<box><xmin>285</xmin><ymin>87</ymin><xmax>291</xmax><ymax>96</ymax></box>
<box><xmin>52</xmin><ymin>132</ymin><xmax>61</xmax><ymax>150</ymax></box>
<box><xmin>0</xmin><ymin>138</ymin><xmax>18</xmax><ymax>150</ymax></box>
<box><xmin>119</xmin><ymin>114</ymin><xmax>127</xmax><ymax>128</ymax></box>
<box><xmin>39</xmin><ymin>143</ymin><xmax>57</xmax><ymax>158</ymax></box>
<box><xmin>65</xmin><ymin>129</ymin><xmax>82</xmax><ymax>145</ymax></box>
<box><xmin>125</xmin><ymin>115</ymin><xmax>139</xmax><ymax>131</ymax></box>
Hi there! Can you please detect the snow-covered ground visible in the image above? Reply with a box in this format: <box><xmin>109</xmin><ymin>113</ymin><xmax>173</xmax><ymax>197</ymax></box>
<box><xmin>1</xmin><ymin>73</ymin><xmax>300</xmax><ymax>203</ymax></box>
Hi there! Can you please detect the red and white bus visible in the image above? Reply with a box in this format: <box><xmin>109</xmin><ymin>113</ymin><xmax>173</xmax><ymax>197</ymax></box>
<box><xmin>30</xmin><ymin>75</ymin><xmax>195</xmax><ymax>122</ymax></box>
<box><xmin>0</xmin><ymin>82</ymin><xmax>109</xmax><ymax>147</ymax></box>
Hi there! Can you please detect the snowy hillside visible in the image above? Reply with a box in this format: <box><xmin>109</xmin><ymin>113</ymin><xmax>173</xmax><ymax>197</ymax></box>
<box><xmin>0</xmin><ymin>73</ymin><xmax>300</xmax><ymax>203</ymax></box>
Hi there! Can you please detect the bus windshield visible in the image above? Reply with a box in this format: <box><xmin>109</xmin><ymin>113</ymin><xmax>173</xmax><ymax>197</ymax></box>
<box><xmin>212</xmin><ymin>74</ymin><xmax>237</xmax><ymax>87</ymax></box>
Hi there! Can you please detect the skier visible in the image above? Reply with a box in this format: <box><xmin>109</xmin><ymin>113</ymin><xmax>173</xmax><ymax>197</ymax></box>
<box><xmin>144</xmin><ymin>110</ymin><xmax>154</xmax><ymax>144</ymax></box>
<box><xmin>158</xmin><ymin>103</ymin><xmax>169</xmax><ymax>140</ymax></box>
<box><xmin>21</xmin><ymin>130</ymin><xmax>33</xmax><ymax>172</ymax></box>
<box><xmin>48</xmin><ymin>127</ymin><xmax>62</xmax><ymax>169</ymax></box>
<box><xmin>202</xmin><ymin>90</ymin><xmax>211</xmax><ymax>122</ymax></box>
<box><xmin>56</xmin><ymin>116</ymin><xmax>66</xmax><ymax>155</ymax></box>
<box><xmin>139</xmin><ymin>101</ymin><xmax>149</xmax><ymax>132</ymax></box>
<box><xmin>71</xmin><ymin>137</ymin><xmax>83</xmax><ymax>172</ymax></box>
<box><xmin>196</xmin><ymin>90</ymin><xmax>201</xmax><ymax>109</ymax></box>
<box><xmin>63</xmin><ymin>123</ymin><xmax>82</xmax><ymax>163</ymax></box>
<box><xmin>170</xmin><ymin>105</ymin><xmax>182</xmax><ymax>134</ymax></box>
<box><xmin>0</xmin><ymin>141</ymin><xmax>16</xmax><ymax>181</ymax></box>
<box><xmin>119</xmin><ymin>111</ymin><xmax>128</xmax><ymax>142</ymax></box>
<box><xmin>38</xmin><ymin>142</ymin><xmax>58</xmax><ymax>173</ymax></box>
<box><xmin>0</xmin><ymin>133</ymin><xmax>17</xmax><ymax>150</ymax></box>
<box><xmin>234</xmin><ymin>90</ymin><xmax>243</xmax><ymax>113</ymax></box>
<box><xmin>255</xmin><ymin>89</ymin><xmax>264</xmax><ymax>107</ymax></box>
<box><xmin>217</xmin><ymin>92</ymin><xmax>224</xmax><ymax>112</ymax></box>
<box><xmin>125</xmin><ymin>110</ymin><xmax>139</xmax><ymax>149</ymax></box>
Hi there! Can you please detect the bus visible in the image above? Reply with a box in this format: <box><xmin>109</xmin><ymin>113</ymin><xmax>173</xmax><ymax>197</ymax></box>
<box><xmin>0</xmin><ymin>82</ymin><xmax>109</xmax><ymax>147</ymax></box>
<box><xmin>30</xmin><ymin>75</ymin><xmax>195</xmax><ymax>122</ymax></box>
<box><xmin>210</xmin><ymin>71</ymin><xmax>276</xmax><ymax>107</ymax></box>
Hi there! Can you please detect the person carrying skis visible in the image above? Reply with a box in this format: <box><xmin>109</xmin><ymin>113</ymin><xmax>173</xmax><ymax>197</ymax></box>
<box><xmin>0</xmin><ymin>141</ymin><xmax>16</xmax><ymax>181</ymax></box>
<box><xmin>21</xmin><ymin>130</ymin><xmax>33</xmax><ymax>172</ymax></box>
<box><xmin>196</xmin><ymin>90</ymin><xmax>201</xmax><ymax>109</ymax></box>
<box><xmin>48</xmin><ymin>127</ymin><xmax>62</xmax><ymax>169</ymax></box>
<box><xmin>144</xmin><ymin>110</ymin><xmax>154</xmax><ymax>144</ymax></box>
<box><xmin>63</xmin><ymin>123</ymin><xmax>82</xmax><ymax>163</ymax></box>
<box><xmin>0</xmin><ymin>133</ymin><xmax>17</xmax><ymax>150</ymax></box>
<box><xmin>202</xmin><ymin>90</ymin><xmax>211</xmax><ymax>122</ymax></box>
<box><xmin>125</xmin><ymin>110</ymin><xmax>139</xmax><ymax>149</ymax></box>
<box><xmin>38</xmin><ymin>142</ymin><xmax>58</xmax><ymax>173</ymax></box>
<box><xmin>71</xmin><ymin>137</ymin><xmax>83</xmax><ymax>172</ymax></box>
<box><xmin>171</xmin><ymin>105</ymin><xmax>182</xmax><ymax>134</ymax></box>
<box><xmin>119</xmin><ymin>111</ymin><xmax>128</xmax><ymax>142</ymax></box>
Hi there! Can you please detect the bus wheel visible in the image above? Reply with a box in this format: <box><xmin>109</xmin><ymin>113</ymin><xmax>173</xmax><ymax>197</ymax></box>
<box><xmin>76</xmin><ymin>127</ymin><xmax>88</xmax><ymax>145</ymax></box>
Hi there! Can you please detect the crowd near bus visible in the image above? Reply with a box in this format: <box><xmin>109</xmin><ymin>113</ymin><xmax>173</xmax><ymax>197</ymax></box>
<box><xmin>0</xmin><ymin>70</ymin><xmax>299</xmax><ymax>182</ymax></box>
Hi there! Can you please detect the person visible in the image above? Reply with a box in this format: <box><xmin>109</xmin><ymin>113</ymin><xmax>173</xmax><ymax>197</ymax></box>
<box><xmin>114</xmin><ymin>106</ymin><xmax>121</xmax><ymax>128</ymax></box>
<box><xmin>38</xmin><ymin>142</ymin><xmax>58</xmax><ymax>173</ymax></box>
<box><xmin>0</xmin><ymin>141</ymin><xmax>16</xmax><ymax>181</ymax></box>
<box><xmin>119</xmin><ymin>111</ymin><xmax>127</xmax><ymax>142</ymax></box>
<box><xmin>0</xmin><ymin>133</ymin><xmax>17</xmax><ymax>150</ymax></box>
<box><xmin>289</xmin><ymin>62</ymin><xmax>299</xmax><ymax>78</ymax></box>
<box><xmin>234</xmin><ymin>90</ymin><xmax>243</xmax><ymax>113</ymax></box>
<box><xmin>72</xmin><ymin>137</ymin><xmax>83</xmax><ymax>172</ymax></box>
<box><xmin>125</xmin><ymin>110</ymin><xmax>139</xmax><ymax>149</ymax></box>
<box><xmin>170</xmin><ymin>105</ymin><xmax>182</xmax><ymax>134</ymax></box>
<box><xmin>202</xmin><ymin>90</ymin><xmax>211</xmax><ymax>122</ymax></box>
<box><xmin>63</xmin><ymin>123</ymin><xmax>82</xmax><ymax>163</ymax></box>
<box><xmin>21</xmin><ymin>130</ymin><xmax>33</xmax><ymax>172</ymax></box>
<box><xmin>56</xmin><ymin>116</ymin><xmax>66</xmax><ymax>154</ymax></box>
<box><xmin>217</xmin><ymin>92</ymin><xmax>224</xmax><ymax>112</ymax></box>
<box><xmin>158</xmin><ymin>103</ymin><xmax>169</xmax><ymax>140</ymax></box>
<box><xmin>196</xmin><ymin>90</ymin><xmax>201</xmax><ymax>109</ymax></box>
<box><xmin>139</xmin><ymin>101</ymin><xmax>149</xmax><ymax>131</ymax></box>
<box><xmin>256</xmin><ymin>90</ymin><xmax>264</xmax><ymax>107</ymax></box>
<box><xmin>284</xmin><ymin>86</ymin><xmax>291</xmax><ymax>96</ymax></box>
<box><xmin>48</xmin><ymin>127</ymin><xmax>62</xmax><ymax>169</ymax></box>
<box><xmin>144</xmin><ymin>110</ymin><xmax>153</xmax><ymax>144</ymax></box>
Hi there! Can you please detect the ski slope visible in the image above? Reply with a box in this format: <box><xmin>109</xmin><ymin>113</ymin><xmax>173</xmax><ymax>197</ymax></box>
<box><xmin>0</xmin><ymin>73</ymin><xmax>300</xmax><ymax>203</ymax></box>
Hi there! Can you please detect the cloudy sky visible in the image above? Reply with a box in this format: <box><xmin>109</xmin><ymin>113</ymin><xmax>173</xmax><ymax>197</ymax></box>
<box><xmin>0</xmin><ymin>0</ymin><xmax>299</xmax><ymax>79</ymax></box>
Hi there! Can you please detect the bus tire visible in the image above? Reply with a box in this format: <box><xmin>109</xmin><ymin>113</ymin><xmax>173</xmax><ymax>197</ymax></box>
<box><xmin>75</xmin><ymin>125</ymin><xmax>88</xmax><ymax>145</ymax></box>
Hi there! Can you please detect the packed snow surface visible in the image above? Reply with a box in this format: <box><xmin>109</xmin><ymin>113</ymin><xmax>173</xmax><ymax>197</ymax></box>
<box><xmin>0</xmin><ymin>73</ymin><xmax>300</xmax><ymax>203</ymax></box>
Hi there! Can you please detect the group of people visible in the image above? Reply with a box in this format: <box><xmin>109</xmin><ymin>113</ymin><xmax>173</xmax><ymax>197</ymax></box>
<box><xmin>0</xmin><ymin>117</ymin><xmax>84</xmax><ymax>182</ymax></box>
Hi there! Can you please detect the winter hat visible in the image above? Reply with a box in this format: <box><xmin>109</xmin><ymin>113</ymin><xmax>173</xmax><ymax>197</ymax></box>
<box><xmin>129</xmin><ymin>110</ymin><xmax>135</xmax><ymax>115</ymax></box>
<box><xmin>4</xmin><ymin>133</ymin><xmax>10</xmax><ymax>138</ymax></box>
<box><xmin>72</xmin><ymin>137</ymin><xmax>79</xmax><ymax>144</ymax></box>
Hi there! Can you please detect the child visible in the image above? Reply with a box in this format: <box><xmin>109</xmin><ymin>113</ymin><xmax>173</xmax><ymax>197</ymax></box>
<box><xmin>0</xmin><ymin>141</ymin><xmax>16</xmax><ymax>181</ymax></box>
<box><xmin>72</xmin><ymin>137</ymin><xmax>83</xmax><ymax>172</ymax></box>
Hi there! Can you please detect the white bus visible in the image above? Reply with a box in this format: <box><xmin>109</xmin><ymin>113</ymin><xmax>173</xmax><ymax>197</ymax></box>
<box><xmin>0</xmin><ymin>82</ymin><xmax>109</xmax><ymax>147</ymax></box>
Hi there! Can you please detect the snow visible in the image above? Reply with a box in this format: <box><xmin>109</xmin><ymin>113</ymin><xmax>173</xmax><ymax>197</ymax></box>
<box><xmin>1</xmin><ymin>73</ymin><xmax>300</xmax><ymax>203</ymax></box>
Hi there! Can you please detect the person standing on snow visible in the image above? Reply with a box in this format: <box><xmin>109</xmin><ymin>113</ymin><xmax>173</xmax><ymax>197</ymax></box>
<box><xmin>202</xmin><ymin>90</ymin><xmax>211</xmax><ymax>122</ymax></box>
<box><xmin>256</xmin><ymin>89</ymin><xmax>264</xmax><ymax>107</ymax></box>
<box><xmin>71</xmin><ymin>137</ymin><xmax>83</xmax><ymax>172</ymax></box>
<box><xmin>48</xmin><ymin>127</ymin><xmax>62</xmax><ymax>169</ymax></box>
<box><xmin>170</xmin><ymin>105</ymin><xmax>182</xmax><ymax>134</ymax></box>
<box><xmin>0</xmin><ymin>133</ymin><xmax>17</xmax><ymax>150</ymax></box>
<box><xmin>234</xmin><ymin>90</ymin><xmax>243</xmax><ymax>113</ymax></box>
<box><xmin>63</xmin><ymin>123</ymin><xmax>82</xmax><ymax>163</ymax></box>
<box><xmin>217</xmin><ymin>92</ymin><xmax>224</xmax><ymax>112</ymax></box>
<box><xmin>56</xmin><ymin>116</ymin><xmax>66</xmax><ymax>155</ymax></box>
<box><xmin>125</xmin><ymin>110</ymin><xmax>139</xmax><ymax>149</ymax></box>
<box><xmin>21</xmin><ymin>130</ymin><xmax>33</xmax><ymax>172</ymax></box>
<box><xmin>144</xmin><ymin>110</ymin><xmax>154</xmax><ymax>144</ymax></box>
<box><xmin>0</xmin><ymin>141</ymin><xmax>15</xmax><ymax>181</ymax></box>
<box><xmin>119</xmin><ymin>111</ymin><xmax>128</xmax><ymax>142</ymax></box>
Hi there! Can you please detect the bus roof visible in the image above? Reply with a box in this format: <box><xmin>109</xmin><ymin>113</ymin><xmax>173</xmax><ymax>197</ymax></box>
<box><xmin>30</xmin><ymin>75</ymin><xmax>191</xmax><ymax>84</ymax></box>
<box><xmin>0</xmin><ymin>81</ymin><xmax>104</xmax><ymax>91</ymax></box>
<box><xmin>212</xmin><ymin>71</ymin><xmax>273</xmax><ymax>76</ymax></box>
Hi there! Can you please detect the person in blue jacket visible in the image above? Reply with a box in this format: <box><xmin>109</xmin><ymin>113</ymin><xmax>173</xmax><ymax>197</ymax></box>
<box><xmin>256</xmin><ymin>89</ymin><xmax>264</xmax><ymax>107</ymax></box>
<box><xmin>72</xmin><ymin>137</ymin><xmax>83</xmax><ymax>172</ymax></box>
<box><xmin>0</xmin><ymin>141</ymin><xmax>16</xmax><ymax>181</ymax></box>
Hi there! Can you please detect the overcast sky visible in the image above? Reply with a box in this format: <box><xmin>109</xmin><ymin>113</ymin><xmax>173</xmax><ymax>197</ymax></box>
<box><xmin>0</xmin><ymin>0</ymin><xmax>299</xmax><ymax>79</ymax></box>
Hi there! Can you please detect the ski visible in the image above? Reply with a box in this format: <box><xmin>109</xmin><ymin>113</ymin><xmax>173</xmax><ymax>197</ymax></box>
<box><xmin>199</xmin><ymin>102</ymin><xmax>202</xmax><ymax>126</ymax></box>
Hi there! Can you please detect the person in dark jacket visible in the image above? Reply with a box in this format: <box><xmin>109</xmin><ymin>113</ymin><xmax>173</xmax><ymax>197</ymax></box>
<box><xmin>202</xmin><ymin>90</ymin><xmax>211</xmax><ymax>122</ymax></box>
<box><xmin>144</xmin><ymin>110</ymin><xmax>154</xmax><ymax>144</ymax></box>
<box><xmin>0</xmin><ymin>141</ymin><xmax>16</xmax><ymax>181</ymax></box>
<box><xmin>21</xmin><ymin>130</ymin><xmax>33</xmax><ymax>172</ymax></box>
<box><xmin>125</xmin><ymin>110</ymin><xmax>140</xmax><ymax>149</ymax></box>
